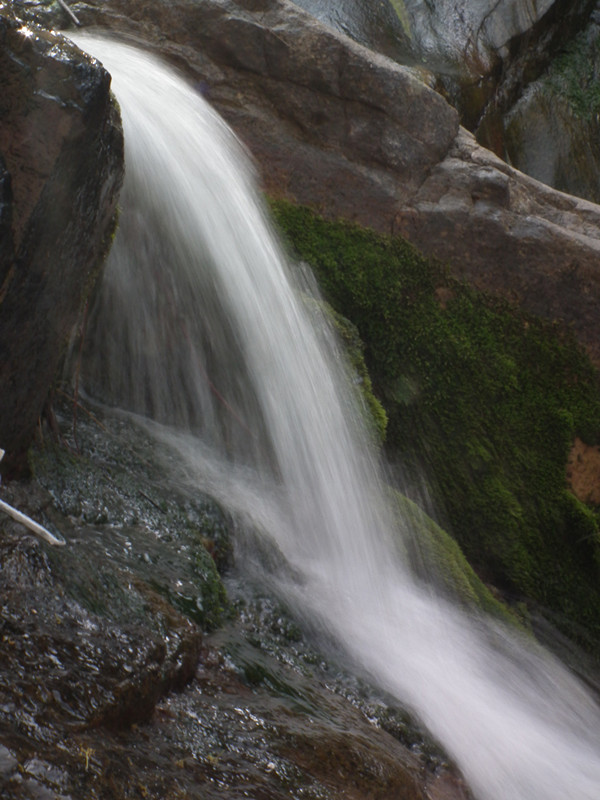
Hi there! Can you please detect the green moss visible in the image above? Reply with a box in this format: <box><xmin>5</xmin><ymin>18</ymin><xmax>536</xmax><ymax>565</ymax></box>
<box><xmin>391</xmin><ymin>490</ymin><xmax>521</xmax><ymax>626</ymax></box>
<box><xmin>325</xmin><ymin>303</ymin><xmax>388</xmax><ymax>442</ymax></box>
<box><xmin>270</xmin><ymin>199</ymin><xmax>600</xmax><ymax>655</ymax></box>
<box><xmin>388</xmin><ymin>0</ymin><xmax>412</xmax><ymax>38</ymax></box>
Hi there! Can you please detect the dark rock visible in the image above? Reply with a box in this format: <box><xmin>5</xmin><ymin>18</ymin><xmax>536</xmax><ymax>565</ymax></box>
<box><xmin>0</xmin><ymin>521</ymin><xmax>202</xmax><ymax>733</ymax></box>
<box><xmin>0</xmin><ymin>156</ymin><xmax>13</xmax><ymax>271</ymax></box>
<box><xmin>0</xmin><ymin>406</ymin><xmax>460</xmax><ymax>800</ymax></box>
<box><xmin>0</xmin><ymin>11</ymin><xmax>123</xmax><ymax>476</ymax></box>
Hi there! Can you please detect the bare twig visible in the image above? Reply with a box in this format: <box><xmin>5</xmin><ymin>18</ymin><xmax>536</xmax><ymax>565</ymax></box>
<box><xmin>0</xmin><ymin>498</ymin><xmax>66</xmax><ymax>546</ymax></box>
<box><xmin>56</xmin><ymin>0</ymin><xmax>81</xmax><ymax>27</ymax></box>
<box><xmin>0</xmin><ymin>449</ymin><xmax>65</xmax><ymax>546</ymax></box>
<box><xmin>56</xmin><ymin>388</ymin><xmax>109</xmax><ymax>433</ymax></box>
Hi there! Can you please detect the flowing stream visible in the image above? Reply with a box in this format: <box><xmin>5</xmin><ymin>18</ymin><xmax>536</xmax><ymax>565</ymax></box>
<box><xmin>73</xmin><ymin>34</ymin><xmax>600</xmax><ymax>800</ymax></box>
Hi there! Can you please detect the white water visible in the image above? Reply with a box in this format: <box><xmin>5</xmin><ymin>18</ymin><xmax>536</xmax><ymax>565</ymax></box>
<box><xmin>74</xmin><ymin>35</ymin><xmax>600</xmax><ymax>800</ymax></box>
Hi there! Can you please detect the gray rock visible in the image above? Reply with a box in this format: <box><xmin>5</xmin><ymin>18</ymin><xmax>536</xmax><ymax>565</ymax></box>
<box><xmin>505</xmin><ymin>85</ymin><xmax>600</xmax><ymax>203</ymax></box>
<box><xmin>402</xmin><ymin>0</ymin><xmax>556</xmax><ymax>66</ymax></box>
<box><xmin>504</xmin><ymin>22</ymin><xmax>600</xmax><ymax>204</ymax></box>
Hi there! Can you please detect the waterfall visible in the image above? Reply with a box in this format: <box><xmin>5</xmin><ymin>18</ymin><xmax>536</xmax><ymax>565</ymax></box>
<box><xmin>73</xmin><ymin>34</ymin><xmax>600</xmax><ymax>800</ymax></box>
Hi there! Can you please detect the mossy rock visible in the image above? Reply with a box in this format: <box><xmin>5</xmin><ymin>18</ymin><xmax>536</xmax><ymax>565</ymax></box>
<box><xmin>270</xmin><ymin>199</ymin><xmax>600</xmax><ymax>657</ymax></box>
<box><xmin>28</xmin><ymin>408</ymin><xmax>231</xmax><ymax>633</ymax></box>
<box><xmin>390</xmin><ymin>490</ymin><xmax>520</xmax><ymax>626</ymax></box>
<box><xmin>310</xmin><ymin>295</ymin><xmax>387</xmax><ymax>443</ymax></box>
<box><xmin>544</xmin><ymin>25</ymin><xmax>600</xmax><ymax>122</ymax></box>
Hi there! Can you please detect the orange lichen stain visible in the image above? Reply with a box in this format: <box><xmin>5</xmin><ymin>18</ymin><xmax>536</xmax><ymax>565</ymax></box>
<box><xmin>566</xmin><ymin>437</ymin><xmax>600</xmax><ymax>505</ymax></box>
<box><xmin>435</xmin><ymin>286</ymin><xmax>455</xmax><ymax>309</ymax></box>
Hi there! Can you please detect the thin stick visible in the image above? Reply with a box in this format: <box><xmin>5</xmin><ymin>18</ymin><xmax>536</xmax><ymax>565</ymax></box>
<box><xmin>56</xmin><ymin>388</ymin><xmax>109</xmax><ymax>433</ymax></box>
<box><xmin>0</xmin><ymin>497</ymin><xmax>66</xmax><ymax>546</ymax></box>
<box><xmin>56</xmin><ymin>0</ymin><xmax>81</xmax><ymax>26</ymax></box>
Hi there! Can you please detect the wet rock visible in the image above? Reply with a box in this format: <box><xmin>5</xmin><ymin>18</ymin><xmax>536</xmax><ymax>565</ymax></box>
<box><xmin>0</xmin><ymin>404</ymin><xmax>466</xmax><ymax>800</ymax></box>
<box><xmin>0</xmin><ymin>527</ymin><xmax>202</xmax><ymax>732</ymax></box>
<box><xmin>0</xmin><ymin>521</ymin><xmax>201</xmax><ymax>798</ymax></box>
<box><xmin>0</xmin><ymin>9</ymin><xmax>123</xmax><ymax>476</ymax></box>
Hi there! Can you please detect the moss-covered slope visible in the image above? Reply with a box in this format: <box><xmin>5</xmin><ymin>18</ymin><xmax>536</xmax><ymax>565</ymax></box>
<box><xmin>271</xmin><ymin>200</ymin><xmax>600</xmax><ymax>655</ymax></box>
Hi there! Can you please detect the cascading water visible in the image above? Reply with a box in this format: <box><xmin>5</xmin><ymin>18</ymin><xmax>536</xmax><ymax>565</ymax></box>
<box><xmin>73</xmin><ymin>34</ymin><xmax>600</xmax><ymax>800</ymax></box>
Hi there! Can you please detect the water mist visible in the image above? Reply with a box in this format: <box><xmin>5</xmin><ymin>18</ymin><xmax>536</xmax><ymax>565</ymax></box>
<box><xmin>73</xmin><ymin>34</ymin><xmax>600</xmax><ymax>800</ymax></box>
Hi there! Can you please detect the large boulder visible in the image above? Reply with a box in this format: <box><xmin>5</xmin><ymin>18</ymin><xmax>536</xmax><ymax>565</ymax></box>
<box><xmin>41</xmin><ymin>0</ymin><xmax>600</xmax><ymax>367</ymax></box>
<box><xmin>394</xmin><ymin>129</ymin><xmax>600</xmax><ymax>366</ymax></box>
<box><xmin>52</xmin><ymin>0</ymin><xmax>459</xmax><ymax>196</ymax></box>
<box><xmin>0</xmin><ymin>7</ymin><xmax>123</xmax><ymax>475</ymax></box>
<box><xmin>15</xmin><ymin>0</ymin><xmax>600</xmax><ymax>366</ymax></box>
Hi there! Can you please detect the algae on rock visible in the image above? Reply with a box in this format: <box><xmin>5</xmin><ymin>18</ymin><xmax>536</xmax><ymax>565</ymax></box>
<box><xmin>271</xmin><ymin>199</ymin><xmax>600</xmax><ymax>657</ymax></box>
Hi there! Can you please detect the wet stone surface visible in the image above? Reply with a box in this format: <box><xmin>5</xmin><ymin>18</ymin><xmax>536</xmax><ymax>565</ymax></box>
<box><xmin>0</xmin><ymin>6</ymin><xmax>123</xmax><ymax>474</ymax></box>
<box><xmin>0</xmin><ymin>400</ymin><xmax>469</xmax><ymax>798</ymax></box>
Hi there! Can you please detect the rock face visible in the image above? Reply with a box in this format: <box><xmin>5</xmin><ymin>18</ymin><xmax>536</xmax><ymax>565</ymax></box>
<box><xmin>292</xmin><ymin>0</ymin><xmax>596</xmax><ymax>134</ymax></box>
<box><xmin>0</xmin><ymin>7</ymin><xmax>123</xmax><ymax>475</ymax></box>
<box><xmin>42</xmin><ymin>0</ymin><xmax>600</xmax><ymax>367</ymax></box>
<box><xmin>285</xmin><ymin>0</ymin><xmax>413</xmax><ymax>63</ymax></box>
<box><xmin>504</xmin><ymin>20</ymin><xmax>600</xmax><ymax>204</ymax></box>
<box><xmin>61</xmin><ymin>0</ymin><xmax>459</xmax><ymax>197</ymax></box>
<box><xmin>397</xmin><ymin>0</ymin><xmax>591</xmax><ymax>70</ymax></box>
<box><xmin>292</xmin><ymin>0</ymin><xmax>592</xmax><ymax>74</ymax></box>
<box><xmin>394</xmin><ymin>129</ymin><xmax>600</xmax><ymax>366</ymax></box>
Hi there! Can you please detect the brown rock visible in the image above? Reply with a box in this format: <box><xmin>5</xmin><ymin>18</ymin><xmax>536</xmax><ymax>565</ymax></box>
<box><xmin>395</xmin><ymin>130</ymin><xmax>600</xmax><ymax>365</ymax></box>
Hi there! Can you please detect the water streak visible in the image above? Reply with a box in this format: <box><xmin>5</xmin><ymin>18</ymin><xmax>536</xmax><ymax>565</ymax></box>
<box><xmin>73</xmin><ymin>34</ymin><xmax>600</xmax><ymax>800</ymax></box>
